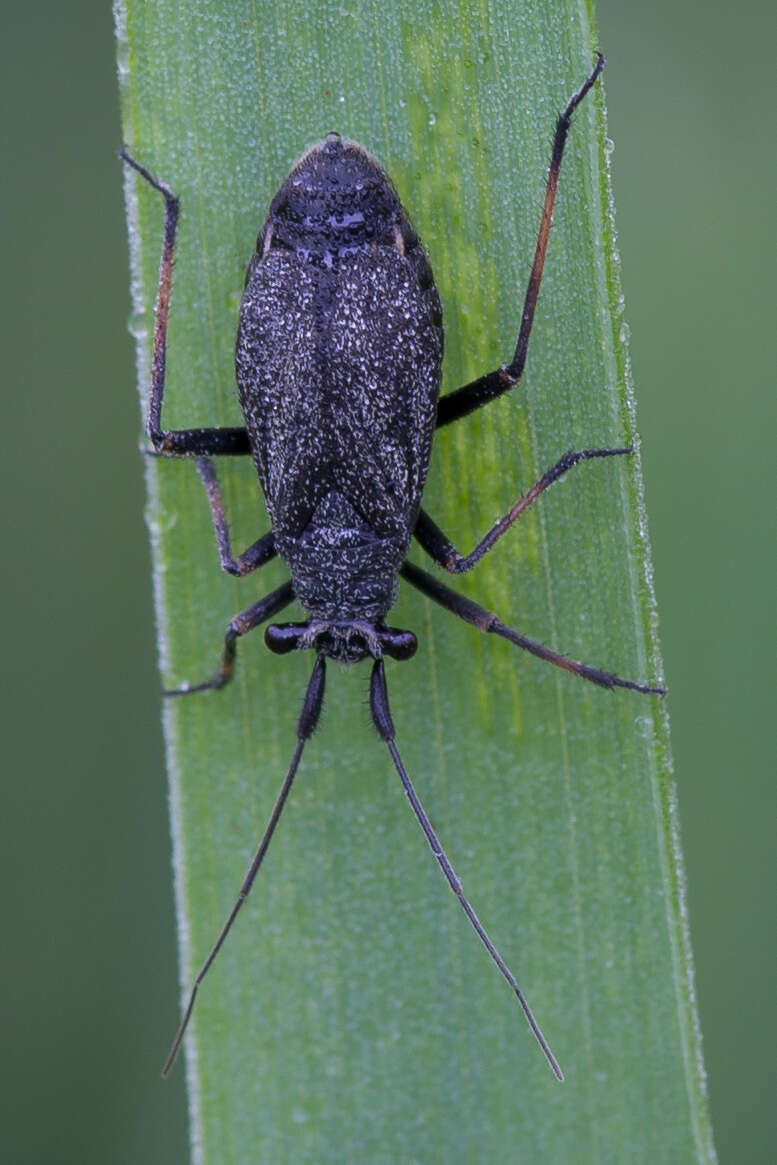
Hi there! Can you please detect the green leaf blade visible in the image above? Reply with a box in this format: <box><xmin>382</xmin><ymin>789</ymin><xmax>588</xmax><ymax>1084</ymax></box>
<box><xmin>115</xmin><ymin>0</ymin><xmax>716</xmax><ymax>1160</ymax></box>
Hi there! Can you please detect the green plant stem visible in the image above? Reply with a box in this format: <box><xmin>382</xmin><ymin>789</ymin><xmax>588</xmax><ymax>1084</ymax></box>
<box><xmin>115</xmin><ymin>0</ymin><xmax>716</xmax><ymax>1161</ymax></box>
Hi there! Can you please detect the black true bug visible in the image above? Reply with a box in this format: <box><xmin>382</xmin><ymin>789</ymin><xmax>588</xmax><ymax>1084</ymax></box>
<box><xmin>122</xmin><ymin>53</ymin><xmax>664</xmax><ymax>1082</ymax></box>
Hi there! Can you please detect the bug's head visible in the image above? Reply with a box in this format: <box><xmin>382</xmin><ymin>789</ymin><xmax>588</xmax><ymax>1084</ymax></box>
<box><xmin>265</xmin><ymin>619</ymin><xmax>417</xmax><ymax>665</ymax></box>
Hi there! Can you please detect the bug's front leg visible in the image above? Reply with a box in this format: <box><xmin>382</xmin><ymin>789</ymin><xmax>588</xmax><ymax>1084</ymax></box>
<box><xmin>435</xmin><ymin>54</ymin><xmax>605</xmax><ymax>430</ymax></box>
<box><xmin>120</xmin><ymin>150</ymin><xmax>250</xmax><ymax>458</ymax></box>
<box><xmin>401</xmin><ymin>562</ymin><xmax>665</xmax><ymax>696</ymax></box>
<box><xmin>164</xmin><ymin>580</ymin><xmax>295</xmax><ymax>696</ymax></box>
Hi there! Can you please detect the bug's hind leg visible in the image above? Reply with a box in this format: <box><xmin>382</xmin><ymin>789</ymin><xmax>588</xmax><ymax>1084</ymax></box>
<box><xmin>436</xmin><ymin>54</ymin><xmax>604</xmax><ymax>430</ymax></box>
<box><xmin>164</xmin><ymin>581</ymin><xmax>295</xmax><ymax>696</ymax></box>
<box><xmin>414</xmin><ymin>446</ymin><xmax>630</xmax><ymax>574</ymax></box>
<box><xmin>400</xmin><ymin>561</ymin><xmax>665</xmax><ymax>695</ymax></box>
<box><xmin>193</xmin><ymin>458</ymin><xmax>276</xmax><ymax>577</ymax></box>
<box><xmin>120</xmin><ymin>149</ymin><xmax>250</xmax><ymax>459</ymax></box>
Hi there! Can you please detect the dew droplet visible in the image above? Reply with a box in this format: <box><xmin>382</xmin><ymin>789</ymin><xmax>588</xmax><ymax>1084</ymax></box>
<box><xmin>127</xmin><ymin>309</ymin><xmax>147</xmax><ymax>340</ymax></box>
<box><xmin>116</xmin><ymin>42</ymin><xmax>130</xmax><ymax>76</ymax></box>
<box><xmin>634</xmin><ymin>714</ymin><xmax>653</xmax><ymax>739</ymax></box>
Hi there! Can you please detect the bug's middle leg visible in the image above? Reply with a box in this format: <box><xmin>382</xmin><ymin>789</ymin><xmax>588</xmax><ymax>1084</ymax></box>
<box><xmin>164</xmin><ymin>580</ymin><xmax>295</xmax><ymax>696</ymax></box>
<box><xmin>193</xmin><ymin>458</ymin><xmax>276</xmax><ymax>577</ymax></box>
<box><xmin>414</xmin><ymin>445</ymin><xmax>630</xmax><ymax>574</ymax></box>
<box><xmin>435</xmin><ymin>54</ymin><xmax>604</xmax><ymax>430</ymax></box>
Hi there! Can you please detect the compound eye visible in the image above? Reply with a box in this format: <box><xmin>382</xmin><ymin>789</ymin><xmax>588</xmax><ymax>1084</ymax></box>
<box><xmin>265</xmin><ymin>623</ymin><xmax>306</xmax><ymax>654</ymax></box>
<box><xmin>379</xmin><ymin>627</ymin><xmax>418</xmax><ymax>661</ymax></box>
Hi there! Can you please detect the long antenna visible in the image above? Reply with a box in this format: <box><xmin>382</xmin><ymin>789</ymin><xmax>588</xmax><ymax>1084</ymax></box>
<box><xmin>369</xmin><ymin>658</ymin><xmax>564</xmax><ymax>1082</ymax></box>
<box><xmin>162</xmin><ymin>655</ymin><xmax>326</xmax><ymax>1076</ymax></box>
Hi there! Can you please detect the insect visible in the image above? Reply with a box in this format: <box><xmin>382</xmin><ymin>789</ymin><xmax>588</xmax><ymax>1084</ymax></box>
<box><xmin>121</xmin><ymin>52</ymin><xmax>664</xmax><ymax>1082</ymax></box>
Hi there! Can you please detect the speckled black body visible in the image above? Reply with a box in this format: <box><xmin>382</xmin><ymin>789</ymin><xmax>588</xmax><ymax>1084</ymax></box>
<box><xmin>236</xmin><ymin>134</ymin><xmax>443</xmax><ymax>655</ymax></box>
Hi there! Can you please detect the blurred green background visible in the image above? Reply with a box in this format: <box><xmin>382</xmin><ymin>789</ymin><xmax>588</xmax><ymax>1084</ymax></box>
<box><xmin>1</xmin><ymin>1</ymin><xmax>773</xmax><ymax>1163</ymax></box>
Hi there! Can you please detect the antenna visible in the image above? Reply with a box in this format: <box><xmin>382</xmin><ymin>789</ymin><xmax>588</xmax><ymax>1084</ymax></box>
<box><xmin>369</xmin><ymin>657</ymin><xmax>563</xmax><ymax>1081</ymax></box>
<box><xmin>162</xmin><ymin>656</ymin><xmax>326</xmax><ymax>1076</ymax></box>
